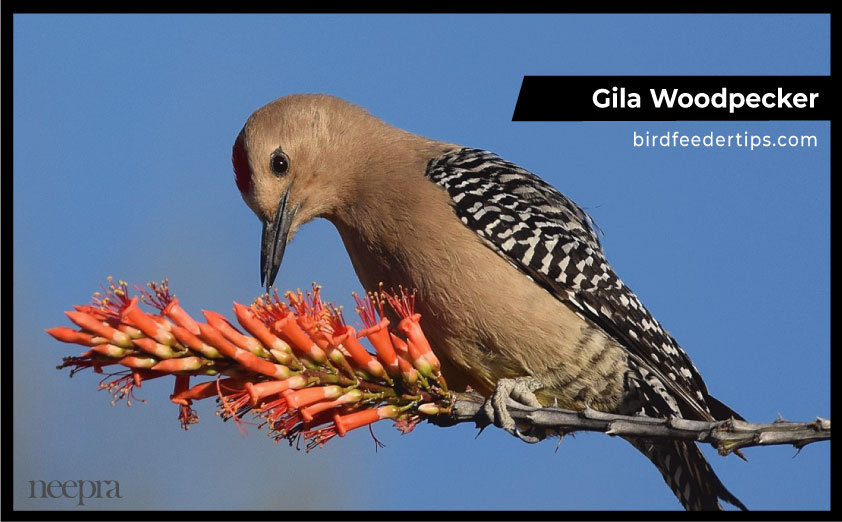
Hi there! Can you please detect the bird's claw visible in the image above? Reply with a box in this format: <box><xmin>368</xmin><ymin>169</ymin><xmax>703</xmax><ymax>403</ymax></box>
<box><xmin>482</xmin><ymin>376</ymin><xmax>546</xmax><ymax>443</ymax></box>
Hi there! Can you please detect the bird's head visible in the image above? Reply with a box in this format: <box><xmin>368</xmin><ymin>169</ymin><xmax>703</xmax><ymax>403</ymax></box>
<box><xmin>232</xmin><ymin>94</ymin><xmax>380</xmax><ymax>290</ymax></box>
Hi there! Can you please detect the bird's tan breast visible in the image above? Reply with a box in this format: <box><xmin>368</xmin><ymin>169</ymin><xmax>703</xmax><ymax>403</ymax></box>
<box><xmin>330</xmin><ymin>151</ymin><xmax>628</xmax><ymax>412</ymax></box>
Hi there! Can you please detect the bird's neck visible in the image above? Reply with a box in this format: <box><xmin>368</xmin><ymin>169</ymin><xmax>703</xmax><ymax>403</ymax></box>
<box><xmin>326</xmin><ymin>133</ymin><xmax>461</xmax><ymax>294</ymax></box>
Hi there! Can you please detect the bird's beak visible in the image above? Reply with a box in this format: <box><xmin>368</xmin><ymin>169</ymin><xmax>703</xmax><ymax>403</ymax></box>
<box><xmin>260</xmin><ymin>189</ymin><xmax>298</xmax><ymax>291</ymax></box>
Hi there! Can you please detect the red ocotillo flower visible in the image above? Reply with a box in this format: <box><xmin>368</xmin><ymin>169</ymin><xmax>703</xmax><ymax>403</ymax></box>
<box><xmin>353</xmin><ymin>291</ymin><xmax>399</xmax><ymax>378</ymax></box>
<box><xmin>384</xmin><ymin>286</ymin><xmax>443</xmax><ymax>381</ymax></box>
<box><xmin>51</xmin><ymin>279</ymin><xmax>452</xmax><ymax>450</ymax></box>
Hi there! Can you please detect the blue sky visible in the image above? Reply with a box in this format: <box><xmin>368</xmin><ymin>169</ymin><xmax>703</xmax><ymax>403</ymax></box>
<box><xmin>13</xmin><ymin>14</ymin><xmax>829</xmax><ymax>511</ymax></box>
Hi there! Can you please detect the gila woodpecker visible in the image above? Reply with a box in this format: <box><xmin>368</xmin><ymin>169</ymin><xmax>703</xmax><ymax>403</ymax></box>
<box><xmin>231</xmin><ymin>93</ymin><xmax>747</xmax><ymax>511</ymax></box>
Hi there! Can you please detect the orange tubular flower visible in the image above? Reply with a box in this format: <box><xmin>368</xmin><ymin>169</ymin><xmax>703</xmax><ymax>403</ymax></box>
<box><xmin>396</xmin><ymin>354</ymin><xmax>419</xmax><ymax>386</ymax></box>
<box><xmin>334</xmin><ymin>325</ymin><xmax>389</xmax><ymax>381</ymax></box>
<box><xmin>399</xmin><ymin>313</ymin><xmax>432</xmax><ymax>355</ymax></box>
<box><xmin>400</xmin><ymin>314</ymin><xmax>442</xmax><ymax>376</ymax></box>
<box><xmin>90</xmin><ymin>343</ymin><xmax>132</xmax><ymax>358</ymax></box>
<box><xmin>163</xmin><ymin>297</ymin><xmax>201</xmax><ymax>335</ymax></box>
<box><xmin>386</xmin><ymin>287</ymin><xmax>442</xmax><ymax>377</ymax></box>
<box><xmin>115</xmin><ymin>323</ymin><xmax>143</xmax><ymax>339</ymax></box>
<box><xmin>197</xmin><ymin>323</ymin><xmax>290</xmax><ymax>380</ymax></box>
<box><xmin>131</xmin><ymin>337</ymin><xmax>178</xmax><ymax>359</ymax></box>
<box><xmin>300</xmin><ymin>389</ymin><xmax>364</xmax><ymax>422</ymax></box>
<box><xmin>333</xmin><ymin>405</ymin><xmax>400</xmax><ymax>437</ymax></box>
<box><xmin>244</xmin><ymin>376</ymin><xmax>308</xmax><ymax>406</ymax></box>
<box><xmin>406</xmin><ymin>340</ymin><xmax>433</xmax><ymax>377</ymax></box>
<box><xmin>389</xmin><ymin>333</ymin><xmax>411</xmax><ymax>360</ymax></box>
<box><xmin>282</xmin><ymin>385</ymin><xmax>343</xmax><ymax>410</ymax></box>
<box><xmin>171</xmin><ymin>374</ymin><xmax>198</xmax><ymax>429</ymax></box>
<box><xmin>170</xmin><ymin>325</ymin><xmax>223</xmax><ymax>359</ymax></box>
<box><xmin>232</xmin><ymin>302</ymin><xmax>295</xmax><ymax>366</ymax></box>
<box><xmin>203</xmin><ymin>310</ymin><xmax>270</xmax><ymax>359</ymax></box>
<box><xmin>121</xmin><ymin>297</ymin><xmax>175</xmax><ymax>346</ymax></box>
<box><xmin>296</xmin><ymin>312</ymin><xmax>354</xmax><ymax>376</ymax></box>
<box><xmin>171</xmin><ymin>374</ymin><xmax>190</xmax><ymax>399</ymax></box>
<box><xmin>353</xmin><ymin>292</ymin><xmax>400</xmax><ymax>375</ymax></box>
<box><xmin>387</xmin><ymin>334</ymin><xmax>418</xmax><ymax>384</ymax></box>
<box><xmin>272</xmin><ymin>312</ymin><xmax>328</xmax><ymax>364</ymax></box>
<box><xmin>358</xmin><ymin>318</ymin><xmax>398</xmax><ymax>375</ymax></box>
<box><xmin>148</xmin><ymin>314</ymin><xmax>175</xmax><ymax>331</ymax></box>
<box><xmin>195</xmin><ymin>322</ymin><xmax>239</xmax><ymax>358</ymax></box>
<box><xmin>64</xmin><ymin>311</ymin><xmax>132</xmax><ymax>348</ymax></box>
<box><xmin>151</xmin><ymin>356</ymin><xmax>205</xmax><ymax>373</ymax></box>
<box><xmin>115</xmin><ymin>355</ymin><xmax>159</xmax><ymax>369</ymax></box>
<box><xmin>46</xmin><ymin>327</ymin><xmax>105</xmax><ymax>346</ymax></box>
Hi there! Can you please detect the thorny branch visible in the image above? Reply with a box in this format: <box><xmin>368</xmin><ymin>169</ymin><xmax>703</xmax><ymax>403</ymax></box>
<box><xmin>429</xmin><ymin>391</ymin><xmax>830</xmax><ymax>456</ymax></box>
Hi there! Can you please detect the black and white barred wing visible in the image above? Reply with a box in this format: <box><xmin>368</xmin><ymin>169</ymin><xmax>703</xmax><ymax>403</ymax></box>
<box><xmin>426</xmin><ymin>147</ymin><xmax>714</xmax><ymax>421</ymax></box>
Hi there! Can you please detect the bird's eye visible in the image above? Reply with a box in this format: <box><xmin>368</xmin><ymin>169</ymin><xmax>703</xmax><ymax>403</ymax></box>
<box><xmin>270</xmin><ymin>149</ymin><xmax>290</xmax><ymax>176</ymax></box>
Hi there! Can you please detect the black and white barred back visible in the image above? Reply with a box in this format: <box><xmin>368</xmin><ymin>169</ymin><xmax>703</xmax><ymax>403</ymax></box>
<box><xmin>427</xmin><ymin>147</ymin><xmax>718</xmax><ymax>419</ymax></box>
<box><xmin>426</xmin><ymin>147</ymin><xmax>746</xmax><ymax>510</ymax></box>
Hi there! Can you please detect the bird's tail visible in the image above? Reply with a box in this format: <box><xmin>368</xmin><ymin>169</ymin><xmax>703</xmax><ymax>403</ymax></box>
<box><xmin>625</xmin><ymin>437</ymin><xmax>747</xmax><ymax>511</ymax></box>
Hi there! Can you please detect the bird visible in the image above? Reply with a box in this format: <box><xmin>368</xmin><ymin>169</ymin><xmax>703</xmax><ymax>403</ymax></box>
<box><xmin>231</xmin><ymin>93</ymin><xmax>747</xmax><ymax>511</ymax></box>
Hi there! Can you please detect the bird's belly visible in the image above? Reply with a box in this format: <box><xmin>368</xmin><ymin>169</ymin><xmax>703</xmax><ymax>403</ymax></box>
<box><xmin>351</xmin><ymin>252</ymin><xmax>628</xmax><ymax>412</ymax></box>
<box><xmin>333</xmin><ymin>218</ymin><xmax>629</xmax><ymax>413</ymax></box>
<box><xmin>420</xmin><ymin>300</ymin><xmax>630</xmax><ymax>413</ymax></box>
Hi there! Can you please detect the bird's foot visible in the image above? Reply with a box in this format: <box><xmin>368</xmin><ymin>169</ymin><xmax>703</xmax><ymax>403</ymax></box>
<box><xmin>482</xmin><ymin>376</ymin><xmax>546</xmax><ymax>443</ymax></box>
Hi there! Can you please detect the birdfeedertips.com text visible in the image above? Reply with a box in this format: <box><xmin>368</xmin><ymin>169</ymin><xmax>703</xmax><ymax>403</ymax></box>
<box><xmin>633</xmin><ymin>131</ymin><xmax>818</xmax><ymax>151</ymax></box>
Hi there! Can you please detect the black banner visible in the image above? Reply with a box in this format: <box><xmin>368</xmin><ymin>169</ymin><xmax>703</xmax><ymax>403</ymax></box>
<box><xmin>512</xmin><ymin>76</ymin><xmax>831</xmax><ymax>121</ymax></box>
